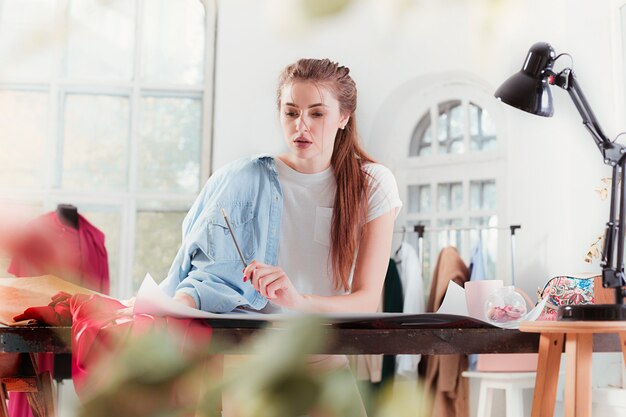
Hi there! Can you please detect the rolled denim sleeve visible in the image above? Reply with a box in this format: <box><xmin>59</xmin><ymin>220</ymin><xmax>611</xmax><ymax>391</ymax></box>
<box><xmin>175</xmin><ymin>251</ymin><xmax>249</xmax><ymax>313</ymax></box>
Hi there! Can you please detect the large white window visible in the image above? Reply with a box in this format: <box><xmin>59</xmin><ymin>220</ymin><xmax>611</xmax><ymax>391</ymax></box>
<box><xmin>0</xmin><ymin>0</ymin><xmax>216</xmax><ymax>297</ymax></box>
<box><xmin>394</xmin><ymin>79</ymin><xmax>507</xmax><ymax>287</ymax></box>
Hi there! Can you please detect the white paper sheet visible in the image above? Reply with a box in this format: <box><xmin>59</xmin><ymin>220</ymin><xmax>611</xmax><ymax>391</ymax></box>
<box><xmin>434</xmin><ymin>279</ymin><xmax>550</xmax><ymax>329</ymax></box>
<box><xmin>436</xmin><ymin>281</ymin><xmax>469</xmax><ymax>316</ymax></box>
<box><xmin>131</xmin><ymin>274</ymin><xmax>499</xmax><ymax>326</ymax></box>
<box><xmin>132</xmin><ymin>274</ymin><xmax>293</xmax><ymax>320</ymax></box>
<box><xmin>131</xmin><ymin>275</ymin><xmax>413</xmax><ymax>322</ymax></box>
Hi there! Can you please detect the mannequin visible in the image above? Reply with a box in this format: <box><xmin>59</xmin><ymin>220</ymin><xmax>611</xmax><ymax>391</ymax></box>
<box><xmin>56</xmin><ymin>204</ymin><xmax>79</xmax><ymax>230</ymax></box>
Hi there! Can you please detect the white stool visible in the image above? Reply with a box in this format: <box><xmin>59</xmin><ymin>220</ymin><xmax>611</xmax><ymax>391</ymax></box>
<box><xmin>462</xmin><ymin>371</ymin><xmax>536</xmax><ymax>417</ymax></box>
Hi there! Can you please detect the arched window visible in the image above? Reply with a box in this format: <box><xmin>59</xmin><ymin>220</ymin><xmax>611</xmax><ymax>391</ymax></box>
<box><xmin>0</xmin><ymin>0</ymin><xmax>216</xmax><ymax>297</ymax></box>
<box><xmin>387</xmin><ymin>78</ymin><xmax>507</xmax><ymax>286</ymax></box>
<box><xmin>410</xmin><ymin>100</ymin><xmax>496</xmax><ymax>157</ymax></box>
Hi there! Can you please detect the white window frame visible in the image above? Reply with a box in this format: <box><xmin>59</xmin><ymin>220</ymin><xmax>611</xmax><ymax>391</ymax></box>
<box><xmin>385</xmin><ymin>75</ymin><xmax>509</xmax><ymax>282</ymax></box>
<box><xmin>0</xmin><ymin>0</ymin><xmax>217</xmax><ymax>298</ymax></box>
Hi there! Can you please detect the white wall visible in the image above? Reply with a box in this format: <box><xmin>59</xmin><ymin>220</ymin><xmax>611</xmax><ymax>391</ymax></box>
<box><xmin>213</xmin><ymin>0</ymin><xmax>619</xmax><ymax>297</ymax></box>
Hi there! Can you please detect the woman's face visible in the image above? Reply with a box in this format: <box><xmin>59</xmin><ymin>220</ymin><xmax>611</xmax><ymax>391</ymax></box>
<box><xmin>279</xmin><ymin>81</ymin><xmax>349</xmax><ymax>173</ymax></box>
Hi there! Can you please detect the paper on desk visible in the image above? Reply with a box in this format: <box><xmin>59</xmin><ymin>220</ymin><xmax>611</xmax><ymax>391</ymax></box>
<box><xmin>132</xmin><ymin>274</ymin><xmax>293</xmax><ymax>320</ymax></box>
<box><xmin>522</xmin><ymin>295</ymin><xmax>548</xmax><ymax>322</ymax></box>
<box><xmin>436</xmin><ymin>281</ymin><xmax>469</xmax><ymax>316</ymax></box>
<box><xmin>132</xmin><ymin>274</ymin><xmax>497</xmax><ymax>326</ymax></box>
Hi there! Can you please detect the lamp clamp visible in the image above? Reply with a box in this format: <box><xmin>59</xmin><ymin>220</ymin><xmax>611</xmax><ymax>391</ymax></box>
<box><xmin>547</xmin><ymin>68</ymin><xmax>571</xmax><ymax>90</ymax></box>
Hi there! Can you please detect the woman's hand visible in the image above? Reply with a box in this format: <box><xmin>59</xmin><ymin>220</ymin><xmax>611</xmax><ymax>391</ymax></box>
<box><xmin>173</xmin><ymin>291</ymin><xmax>197</xmax><ymax>309</ymax></box>
<box><xmin>244</xmin><ymin>260</ymin><xmax>305</xmax><ymax>310</ymax></box>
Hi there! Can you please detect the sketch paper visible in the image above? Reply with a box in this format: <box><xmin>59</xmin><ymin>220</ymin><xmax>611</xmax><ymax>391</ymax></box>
<box><xmin>133</xmin><ymin>274</ymin><xmax>293</xmax><ymax>320</ymax></box>
<box><xmin>436</xmin><ymin>281</ymin><xmax>469</xmax><ymax>316</ymax></box>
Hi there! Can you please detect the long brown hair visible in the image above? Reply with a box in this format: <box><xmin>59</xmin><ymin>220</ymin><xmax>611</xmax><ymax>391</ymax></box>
<box><xmin>277</xmin><ymin>58</ymin><xmax>375</xmax><ymax>291</ymax></box>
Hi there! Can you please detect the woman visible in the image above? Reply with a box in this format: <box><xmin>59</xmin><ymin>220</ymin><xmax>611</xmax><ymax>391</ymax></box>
<box><xmin>161</xmin><ymin>58</ymin><xmax>401</xmax><ymax>315</ymax></box>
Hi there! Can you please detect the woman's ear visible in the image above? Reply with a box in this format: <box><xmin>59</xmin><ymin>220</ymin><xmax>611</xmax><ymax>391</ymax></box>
<box><xmin>339</xmin><ymin>114</ymin><xmax>350</xmax><ymax>130</ymax></box>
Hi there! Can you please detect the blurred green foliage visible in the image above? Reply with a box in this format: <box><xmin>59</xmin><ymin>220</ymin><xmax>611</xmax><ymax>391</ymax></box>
<box><xmin>76</xmin><ymin>315</ymin><xmax>428</xmax><ymax>417</ymax></box>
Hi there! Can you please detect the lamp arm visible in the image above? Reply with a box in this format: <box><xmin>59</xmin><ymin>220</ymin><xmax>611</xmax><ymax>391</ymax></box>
<box><xmin>557</xmin><ymin>70</ymin><xmax>618</xmax><ymax>161</ymax></box>
<box><xmin>556</xmin><ymin>70</ymin><xmax>626</xmax><ymax>300</ymax></box>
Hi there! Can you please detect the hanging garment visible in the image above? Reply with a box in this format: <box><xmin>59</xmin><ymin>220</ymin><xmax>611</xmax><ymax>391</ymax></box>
<box><xmin>393</xmin><ymin>242</ymin><xmax>424</xmax><ymax>377</ymax></box>
<box><xmin>7</xmin><ymin>212</ymin><xmax>109</xmax><ymax>293</ymax></box>
<box><xmin>468</xmin><ymin>239</ymin><xmax>487</xmax><ymax>281</ymax></box>
<box><xmin>6</xmin><ymin>211</ymin><xmax>109</xmax><ymax>417</ymax></box>
<box><xmin>380</xmin><ymin>259</ymin><xmax>404</xmax><ymax>385</ymax></box>
<box><xmin>423</xmin><ymin>247</ymin><xmax>469</xmax><ymax>417</ymax></box>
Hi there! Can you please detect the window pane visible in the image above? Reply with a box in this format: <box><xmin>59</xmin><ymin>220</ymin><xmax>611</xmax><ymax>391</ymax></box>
<box><xmin>0</xmin><ymin>91</ymin><xmax>48</xmax><ymax>187</ymax></box>
<box><xmin>80</xmin><ymin>208</ymin><xmax>121</xmax><ymax>297</ymax></box>
<box><xmin>449</xmin><ymin>105</ymin><xmax>463</xmax><ymax>139</ymax></box>
<box><xmin>133</xmin><ymin>211</ymin><xmax>186</xmax><ymax>292</ymax></box>
<box><xmin>470</xmin><ymin>181</ymin><xmax>481</xmax><ymax>211</ymax></box>
<box><xmin>62</xmin><ymin>94</ymin><xmax>130</xmax><ymax>191</ymax></box>
<box><xmin>410</xmin><ymin>112</ymin><xmax>432</xmax><ymax>157</ymax></box>
<box><xmin>0</xmin><ymin>0</ymin><xmax>56</xmax><ymax>79</ymax></box>
<box><xmin>483</xmin><ymin>180</ymin><xmax>496</xmax><ymax>210</ymax></box>
<box><xmin>437</xmin><ymin>183</ymin><xmax>449</xmax><ymax>211</ymax></box>
<box><xmin>420</xmin><ymin>125</ymin><xmax>433</xmax><ymax>157</ymax></box>
<box><xmin>439</xmin><ymin>182</ymin><xmax>462</xmax><ymax>211</ymax></box>
<box><xmin>451</xmin><ymin>182</ymin><xmax>463</xmax><ymax>210</ymax></box>
<box><xmin>437</xmin><ymin>218</ymin><xmax>463</xmax><ymax>253</ymax></box>
<box><xmin>469</xmin><ymin>103</ymin><xmax>497</xmax><ymax>151</ymax></box>
<box><xmin>470</xmin><ymin>180</ymin><xmax>496</xmax><ymax>210</ymax></box>
<box><xmin>64</xmin><ymin>0</ymin><xmax>135</xmax><ymax>80</ymax></box>
<box><xmin>419</xmin><ymin>185</ymin><xmax>431</xmax><ymax>213</ymax></box>
<box><xmin>437</xmin><ymin>100</ymin><xmax>464</xmax><ymax>155</ymax></box>
<box><xmin>408</xmin><ymin>184</ymin><xmax>430</xmax><ymax>213</ymax></box>
<box><xmin>139</xmin><ymin>97</ymin><xmax>202</xmax><ymax>193</ymax></box>
<box><xmin>142</xmin><ymin>0</ymin><xmax>205</xmax><ymax>84</ymax></box>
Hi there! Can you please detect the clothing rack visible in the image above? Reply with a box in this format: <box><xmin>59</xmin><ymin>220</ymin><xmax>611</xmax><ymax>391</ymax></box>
<box><xmin>394</xmin><ymin>224</ymin><xmax>522</xmax><ymax>285</ymax></box>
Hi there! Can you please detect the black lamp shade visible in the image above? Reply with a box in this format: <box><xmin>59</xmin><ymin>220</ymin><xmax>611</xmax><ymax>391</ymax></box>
<box><xmin>494</xmin><ymin>42</ymin><xmax>556</xmax><ymax>117</ymax></box>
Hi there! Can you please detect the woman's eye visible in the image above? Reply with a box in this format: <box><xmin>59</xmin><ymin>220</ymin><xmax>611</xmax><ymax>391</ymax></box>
<box><xmin>284</xmin><ymin>111</ymin><xmax>298</xmax><ymax>117</ymax></box>
<box><xmin>311</xmin><ymin>112</ymin><xmax>324</xmax><ymax>118</ymax></box>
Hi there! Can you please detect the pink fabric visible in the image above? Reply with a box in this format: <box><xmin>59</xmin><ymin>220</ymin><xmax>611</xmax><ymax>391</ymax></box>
<box><xmin>7</xmin><ymin>211</ymin><xmax>109</xmax><ymax>417</ymax></box>
<box><xmin>7</xmin><ymin>212</ymin><xmax>109</xmax><ymax>294</ymax></box>
<box><xmin>13</xmin><ymin>291</ymin><xmax>73</xmax><ymax>325</ymax></box>
<box><xmin>76</xmin><ymin>215</ymin><xmax>109</xmax><ymax>294</ymax></box>
<box><xmin>12</xmin><ymin>292</ymin><xmax>212</xmax><ymax>402</ymax></box>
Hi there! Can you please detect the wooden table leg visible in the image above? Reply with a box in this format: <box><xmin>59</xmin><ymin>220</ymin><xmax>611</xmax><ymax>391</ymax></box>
<box><xmin>531</xmin><ymin>332</ymin><xmax>564</xmax><ymax>417</ymax></box>
<box><xmin>0</xmin><ymin>384</ymin><xmax>8</xmax><ymax>417</ymax></box>
<box><xmin>26</xmin><ymin>371</ymin><xmax>57</xmax><ymax>417</ymax></box>
<box><xmin>564</xmin><ymin>333</ymin><xmax>593</xmax><ymax>417</ymax></box>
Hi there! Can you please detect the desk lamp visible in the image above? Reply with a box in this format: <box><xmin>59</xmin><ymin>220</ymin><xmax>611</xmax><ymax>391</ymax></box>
<box><xmin>495</xmin><ymin>42</ymin><xmax>626</xmax><ymax>320</ymax></box>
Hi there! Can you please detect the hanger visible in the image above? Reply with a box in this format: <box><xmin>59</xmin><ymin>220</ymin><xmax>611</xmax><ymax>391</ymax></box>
<box><xmin>56</xmin><ymin>204</ymin><xmax>79</xmax><ymax>230</ymax></box>
<box><xmin>394</xmin><ymin>225</ymin><xmax>406</xmax><ymax>257</ymax></box>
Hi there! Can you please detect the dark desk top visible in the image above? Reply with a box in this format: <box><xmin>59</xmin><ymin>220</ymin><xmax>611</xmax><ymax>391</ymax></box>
<box><xmin>1</xmin><ymin>318</ymin><xmax>622</xmax><ymax>355</ymax></box>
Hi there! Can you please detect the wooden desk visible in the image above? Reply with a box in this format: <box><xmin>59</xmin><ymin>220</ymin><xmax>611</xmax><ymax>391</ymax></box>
<box><xmin>520</xmin><ymin>320</ymin><xmax>626</xmax><ymax>417</ymax></box>
<box><xmin>0</xmin><ymin>320</ymin><xmax>623</xmax><ymax>417</ymax></box>
<box><xmin>0</xmin><ymin>322</ymin><xmax>623</xmax><ymax>355</ymax></box>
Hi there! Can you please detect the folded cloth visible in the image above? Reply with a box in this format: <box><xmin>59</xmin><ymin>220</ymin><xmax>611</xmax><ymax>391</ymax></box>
<box><xmin>13</xmin><ymin>291</ymin><xmax>213</xmax><ymax>400</ymax></box>
<box><xmin>13</xmin><ymin>291</ymin><xmax>73</xmax><ymax>325</ymax></box>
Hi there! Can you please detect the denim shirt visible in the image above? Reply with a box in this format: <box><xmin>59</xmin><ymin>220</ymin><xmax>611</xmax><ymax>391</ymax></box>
<box><xmin>159</xmin><ymin>155</ymin><xmax>282</xmax><ymax>312</ymax></box>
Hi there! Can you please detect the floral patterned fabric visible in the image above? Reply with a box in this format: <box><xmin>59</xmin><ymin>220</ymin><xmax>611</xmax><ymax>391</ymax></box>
<box><xmin>537</xmin><ymin>276</ymin><xmax>596</xmax><ymax>321</ymax></box>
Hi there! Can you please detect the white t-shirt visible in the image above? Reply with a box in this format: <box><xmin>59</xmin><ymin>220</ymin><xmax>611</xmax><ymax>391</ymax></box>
<box><xmin>275</xmin><ymin>157</ymin><xmax>402</xmax><ymax>298</ymax></box>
